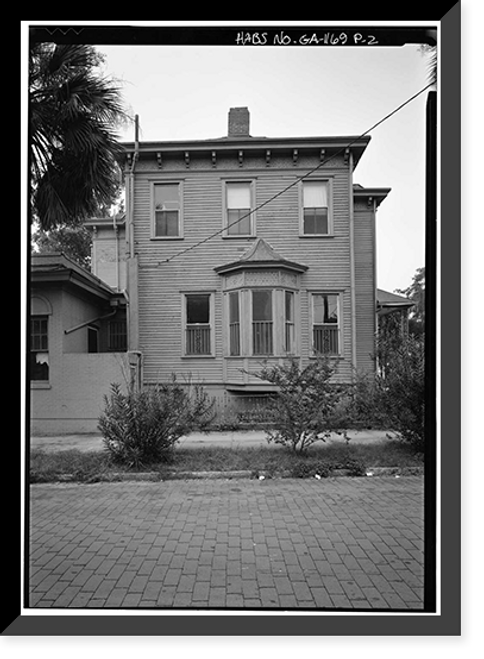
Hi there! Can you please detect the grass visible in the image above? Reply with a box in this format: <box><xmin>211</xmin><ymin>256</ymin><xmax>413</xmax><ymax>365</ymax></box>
<box><xmin>30</xmin><ymin>438</ymin><xmax>424</xmax><ymax>483</ymax></box>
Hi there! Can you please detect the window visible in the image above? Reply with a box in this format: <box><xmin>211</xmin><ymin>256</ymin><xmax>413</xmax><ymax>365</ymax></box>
<box><xmin>185</xmin><ymin>294</ymin><xmax>212</xmax><ymax>356</ymax></box>
<box><xmin>153</xmin><ymin>182</ymin><xmax>182</xmax><ymax>238</ymax></box>
<box><xmin>252</xmin><ymin>290</ymin><xmax>273</xmax><ymax>355</ymax></box>
<box><xmin>312</xmin><ymin>294</ymin><xmax>340</xmax><ymax>355</ymax></box>
<box><xmin>109</xmin><ymin>320</ymin><xmax>127</xmax><ymax>352</ymax></box>
<box><xmin>225</xmin><ymin>181</ymin><xmax>253</xmax><ymax>236</ymax></box>
<box><xmin>285</xmin><ymin>291</ymin><xmax>295</xmax><ymax>354</ymax></box>
<box><xmin>229</xmin><ymin>291</ymin><xmax>240</xmax><ymax>356</ymax></box>
<box><xmin>30</xmin><ymin>316</ymin><xmax>49</xmax><ymax>381</ymax></box>
<box><xmin>301</xmin><ymin>180</ymin><xmax>330</xmax><ymax>235</ymax></box>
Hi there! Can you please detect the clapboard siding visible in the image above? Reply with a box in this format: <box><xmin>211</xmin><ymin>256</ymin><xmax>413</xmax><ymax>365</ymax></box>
<box><xmin>131</xmin><ymin>154</ymin><xmax>358</xmax><ymax>386</ymax></box>
<box><xmin>353</xmin><ymin>205</ymin><xmax>377</xmax><ymax>374</ymax></box>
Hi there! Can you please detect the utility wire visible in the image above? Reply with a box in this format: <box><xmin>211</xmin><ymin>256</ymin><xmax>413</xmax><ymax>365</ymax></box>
<box><xmin>164</xmin><ymin>82</ymin><xmax>433</xmax><ymax>264</ymax></box>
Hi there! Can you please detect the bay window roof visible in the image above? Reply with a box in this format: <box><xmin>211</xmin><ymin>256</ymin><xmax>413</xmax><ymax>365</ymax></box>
<box><xmin>214</xmin><ymin>238</ymin><xmax>308</xmax><ymax>276</ymax></box>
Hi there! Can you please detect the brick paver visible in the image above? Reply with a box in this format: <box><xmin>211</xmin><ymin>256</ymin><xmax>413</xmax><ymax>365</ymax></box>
<box><xmin>28</xmin><ymin>476</ymin><xmax>425</xmax><ymax>610</ymax></box>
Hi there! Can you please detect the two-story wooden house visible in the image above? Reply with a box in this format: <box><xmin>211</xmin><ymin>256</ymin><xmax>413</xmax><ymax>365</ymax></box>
<box><xmin>92</xmin><ymin>107</ymin><xmax>390</xmax><ymax>413</ymax></box>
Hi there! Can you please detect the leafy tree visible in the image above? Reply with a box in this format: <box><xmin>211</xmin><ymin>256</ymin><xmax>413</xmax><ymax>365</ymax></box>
<box><xmin>32</xmin><ymin>223</ymin><xmax>93</xmax><ymax>269</ymax></box>
<box><xmin>29</xmin><ymin>42</ymin><xmax>130</xmax><ymax>230</ymax></box>
<box><xmin>396</xmin><ymin>267</ymin><xmax>425</xmax><ymax>338</ymax></box>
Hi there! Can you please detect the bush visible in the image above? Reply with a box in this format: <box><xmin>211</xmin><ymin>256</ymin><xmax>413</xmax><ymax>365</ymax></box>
<box><xmin>378</xmin><ymin>335</ymin><xmax>425</xmax><ymax>451</ymax></box>
<box><xmin>98</xmin><ymin>378</ymin><xmax>215</xmax><ymax>468</ymax></box>
<box><xmin>348</xmin><ymin>334</ymin><xmax>425</xmax><ymax>451</ymax></box>
<box><xmin>254</xmin><ymin>357</ymin><xmax>347</xmax><ymax>455</ymax></box>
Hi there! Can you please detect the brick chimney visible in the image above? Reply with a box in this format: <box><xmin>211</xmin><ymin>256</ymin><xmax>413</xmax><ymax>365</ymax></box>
<box><xmin>228</xmin><ymin>107</ymin><xmax>250</xmax><ymax>137</ymax></box>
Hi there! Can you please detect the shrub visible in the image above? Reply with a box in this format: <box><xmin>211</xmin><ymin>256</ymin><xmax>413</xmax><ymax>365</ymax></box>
<box><xmin>378</xmin><ymin>334</ymin><xmax>425</xmax><ymax>451</ymax></box>
<box><xmin>98</xmin><ymin>378</ymin><xmax>215</xmax><ymax>468</ymax></box>
<box><xmin>254</xmin><ymin>357</ymin><xmax>347</xmax><ymax>455</ymax></box>
<box><xmin>348</xmin><ymin>334</ymin><xmax>425</xmax><ymax>451</ymax></box>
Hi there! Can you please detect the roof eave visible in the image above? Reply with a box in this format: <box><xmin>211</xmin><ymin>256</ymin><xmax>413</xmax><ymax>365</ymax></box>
<box><xmin>214</xmin><ymin>260</ymin><xmax>308</xmax><ymax>276</ymax></box>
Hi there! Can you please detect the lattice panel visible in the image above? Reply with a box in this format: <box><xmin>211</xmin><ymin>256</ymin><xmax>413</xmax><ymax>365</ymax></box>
<box><xmin>224</xmin><ymin>273</ymin><xmax>245</xmax><ymax>290</ymax></box>
<box><xmin>245</xmin><ymin>271</ymin><xmax>279</xmax><ymax>287</ymax></box>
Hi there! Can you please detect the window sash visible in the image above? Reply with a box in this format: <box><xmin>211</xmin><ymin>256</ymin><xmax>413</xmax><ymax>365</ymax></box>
<box><xmin>312</xmin><ymin>294</ymin><xmax>340</xmax><ymax>355</ymax></box>
<box><xmin>285</xmin><ymin>291</ymin><xmax>295</xmax><ymax>353</ymax></box>
<box><xmin>31</xmin><ymin>317</ymin><xmax>48</xmax><ymax>351</ymax></box>
<box><xmin>30</xmin><ymin>316</ymin><xmax>49</xmax><ymax>380</ymax></box>
<box><xmin>229</xmin><ymin>292</ymin><xmax>240</xmax><ymax>356</ymax></box>
<box><xmin>109</xmin><ymin>321</ymin><xmax>127</xmax><ymax>351</ymax></box>
<box><xmin>302</xmin><ymin>181</ymin><xmax>330</xmax><ymax>235</ymax></box>
<box><xmin>226</xmin><ymin>182</ymin><xmax>252</xmax><ymax>235</ymax></box>
<box><xmin>154</xmin><ymin>183</ymin><xmax>181</xmax><ymax>237</ymax></box>
<box><xmin>252</xmin><ymin>290</ymin><xmax>273</xmax><ymax>355</ymax></box>
<box><xmin>303</xmin><ymin>181</ymin><xmax>328</xmax><ymax>207</ymax></box>
<box><xmin>185</xmin><ymin>294</ymin><xmax>212</xmax><ymax>356</ymax></box>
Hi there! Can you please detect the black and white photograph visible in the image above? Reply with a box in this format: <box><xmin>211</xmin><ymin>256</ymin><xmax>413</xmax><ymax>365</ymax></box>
<box><xmin>13</xmin><ymin>13</ymin><xmax>462</xmax><ymax>640</ymax></box>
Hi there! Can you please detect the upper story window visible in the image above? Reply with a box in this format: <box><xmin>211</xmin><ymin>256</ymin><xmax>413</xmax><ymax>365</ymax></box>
<box><xmin>225</xmin><ymin>181</ymin><xmax>254</xmax><ymax>237</ymax></box>
<box><xmin>311</xmin><ymin>293</ymin><xmax>341</xmax><ymax>356</ymax></box>
<box><xmin>301</xmin><ymin>180</ymin><xmax>332</xmax><ymax>236</ymax></box>
<box><xmin>153</xmin><ymin>182</ymin><xmax>183</xmax><ymax>238</ymax></box>
<box><xmin>30</xmin><ymin>316</ymin><xmax>49</xmax><ymax>381</ymax></box>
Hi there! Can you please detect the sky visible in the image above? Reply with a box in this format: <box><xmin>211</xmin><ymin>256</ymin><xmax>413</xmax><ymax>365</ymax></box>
<box><xmin>88</xmin><ymin>27</ymin><xmax>433</xmax><ymax>293</ymax></box>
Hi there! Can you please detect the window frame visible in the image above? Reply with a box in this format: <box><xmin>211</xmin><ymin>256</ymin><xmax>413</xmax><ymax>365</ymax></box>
<box><xmin>222</xmin><ymin>179</ymin><xmax>256</xmax><ymax>238</ymax></box>
<box><xmin>310</xmin><ymin>292</ymin><xmax>342</xmax><ymax>357</ymax></box>
<box><xmin>181</xmin><ymin>292</ymin><xmax>215</xmax><ymax>358</ymax></box>
<box><xmin>251</xmin><ymin>289</ymin><xmax>274</xmax><ymax>356</ymax></box>
<box><xmin>228</xmin><ymin>291</ymin><xmax>241</xmax><ymax>357</ymax></box>
<box><xmin>30</xmin><ymin>315</ymin><xmax>50</xmax><ymax>382</ymax></box>
<box><xmin>151</xmin><ymin>180</ymin><xmax>184</xmax><ymax>240</ymax></box>
<box><xmin>108</xmin><ymin>319</ymin><xmax>128</xmax><ymax>352</ymax></box>
<box><xmin>299</xmin><ymin>178</ymin><xmax>333</xmax><ymax>237</ymax></box>
<box><xmin>284</xmin><ymin>290</ymin><xmax>296</xmax><ymax>355</ymax></box>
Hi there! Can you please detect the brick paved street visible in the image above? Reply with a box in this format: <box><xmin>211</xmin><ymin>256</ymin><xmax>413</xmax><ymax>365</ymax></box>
<box><xmin>28</xmin><ymin>476</ymin><xmax>425</xmax><ymax>610</ymax></box>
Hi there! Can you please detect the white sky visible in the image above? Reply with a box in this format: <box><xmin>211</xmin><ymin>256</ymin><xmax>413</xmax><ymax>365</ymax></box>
<box><xmin>96</xmin><ymin>32</ymin><xmax>433</xmax><ymax>293</ymax></box>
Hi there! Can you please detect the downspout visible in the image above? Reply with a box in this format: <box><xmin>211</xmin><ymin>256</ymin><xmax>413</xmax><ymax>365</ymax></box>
<box><xmin>349</xmin><ymin>151</ymin><xmax>357</xmax><ymax>377</ymax></box>
<box><xmin>113</xmin><ymin>213</ymin><xmax>119</xmax><ymax>291</ymax></box>
<box><xmin>127</xmin><ymin>114</ymin><xmax>139</xmax><ymax>260</ymax></box>
<box><xmin>64</xmin><ymin>309</ymin><xmax>117</xmax><ymax>336</ymax></box>
<box><xmin>125</xmin><ymin>114</ymin><xmax>139</xmax><ymax>352</ymax></box>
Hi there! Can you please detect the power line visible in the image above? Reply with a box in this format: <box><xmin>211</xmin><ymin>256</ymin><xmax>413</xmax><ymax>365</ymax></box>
<box><xmin>164</xmin><ymin>82</ymin><xmax>433</xmax><ymax>264</ymax></box>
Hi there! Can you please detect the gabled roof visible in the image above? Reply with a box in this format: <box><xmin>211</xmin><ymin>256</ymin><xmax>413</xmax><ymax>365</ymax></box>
<box><xmin>214</xmin><ymin>238</ymin><xmax>308</xmax><ymax>275</ymax></box>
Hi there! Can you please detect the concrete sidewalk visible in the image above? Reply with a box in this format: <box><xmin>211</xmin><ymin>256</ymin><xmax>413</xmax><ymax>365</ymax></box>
<box><xmin>30</xmin><ymin>429</ymin><xmax>394</xmax><ymax>453</ymax></box>
<box><xmin>28</xmin><ymin>476</ymin><xmax>424</xmax><ymax>610</ymax></box>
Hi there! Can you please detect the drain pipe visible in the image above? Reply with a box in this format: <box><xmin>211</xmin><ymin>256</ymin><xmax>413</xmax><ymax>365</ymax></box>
<box><xmin>64</xmin><ymin>309</ymin><xmax>117</xmax><ymax>335</ymax></box>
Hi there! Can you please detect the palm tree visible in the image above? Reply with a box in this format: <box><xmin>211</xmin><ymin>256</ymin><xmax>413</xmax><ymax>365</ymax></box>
<box><xmin>29</xmin><ymin>43</ymin><xmax>130</xmax><ymax>230</ymax></box>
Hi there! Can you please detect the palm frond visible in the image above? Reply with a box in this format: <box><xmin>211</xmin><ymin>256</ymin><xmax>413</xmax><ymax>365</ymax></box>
<box><xmin>29</xmin><ymin>42</ymin><xmax>128</xmax><ymax>229</ymax></box>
